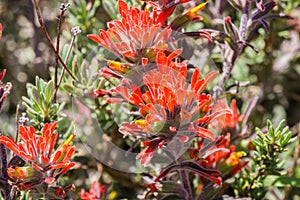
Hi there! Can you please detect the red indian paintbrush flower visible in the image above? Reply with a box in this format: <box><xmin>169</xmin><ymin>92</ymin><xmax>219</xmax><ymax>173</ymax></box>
<box><xmin>88</xmin><ymin>0</ymin><xmax>172</xmax><ymax>63</ymax></box>
<box><xmin>191</xmin><ymin>133</ymin><xmax>248</xmax><ymax>180</ymax></box>
<box><xmin>210</xmin><ymin>98</ymin><xmax>245</xmax><ymax>131</ymax></box>
<box><xmin>108</xmin><ymin>50</ymin><xmax>223</xmax><ymax>166</ymax></box>
<box><xmin>0</xmin><ymin>122</ymin><xmax>75</xmax><ymax>186</ymax></box>
<box><xmin>80</xmin><ymin>181</ymin><xmax>106</xmax><ymax>200</ymax></box>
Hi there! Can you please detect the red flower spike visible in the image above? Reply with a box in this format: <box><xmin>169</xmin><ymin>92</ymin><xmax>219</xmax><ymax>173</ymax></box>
<box><xmin>113</xmin><ymin>50</ymin><xmax>220</xmax><ymax>166</ymax></box>
<box><xmin>0</xmin><ymin>122</ymin><xmax>76</xmax><ymax>191</ymax></box>
<box><xmin>88</xmin><ymin>0</ymin><xmax>171</xmax><ymax>63</ymax></box>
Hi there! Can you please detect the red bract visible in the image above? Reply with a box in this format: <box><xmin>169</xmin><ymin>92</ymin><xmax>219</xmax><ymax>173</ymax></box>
<box><xmin>0</xmin><ymin>122</ymin><xmax>76</xmax><ymax>185</ymax></box>
<box><xmin>196</xmin><ymin>133</ymin><xmax>248</xmax><ymax>178</ymax></box>
<box><xmin>211</xmin><ymin>98</ymin><xmax>244</xmax><ymax>131</ymax></box>
<box><xmin>110</xmin><ymin>50</ymin><xmax>221</xmax><ymax>166</ymax></box>
<box><xmin>88</xmin><ymin>0</ymin><xmax>172</xmax><ymax>63</ymax></box>
<box><xmin>80</xmin><ymin>181</ymin><xmax>106</xmax><ymax>200</ymax></box>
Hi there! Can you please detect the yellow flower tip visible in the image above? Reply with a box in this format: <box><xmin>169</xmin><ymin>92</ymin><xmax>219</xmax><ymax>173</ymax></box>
<box><xmin>108</xmin><ymin>60</ymin><xmax>126</xmax><ymax>73</ymax></box>
<box><xmin>236</xmin><ymin>151</ymin><xmax>247</xmax><ymax>158</ymax></box>
<box><xmin>188</xmin><ymin>2</ymin><xmax>208</xmax><ymax>17</ymax></box>
<box><xmin>65</xmin><ymin>133</ymin><xmax>76</xmax><ymax>145</ymax></box>
<box><xmin>109</xmin><ymin>190</ymin><xmax>118</xmax><ymax>200</ymax></box>
<box><xmin>134</xmin><ymin>119</ymin><xmax>146</xmax><ymax>127</ymax></box>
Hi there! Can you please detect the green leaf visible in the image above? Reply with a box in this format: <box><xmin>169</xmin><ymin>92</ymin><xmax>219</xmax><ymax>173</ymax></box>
<box><xmin>63</xmin><ymin>83</ymin><xmax>75</xmax><ymax>94</ymax></box>
<box><xmin>45</xmin><ymin>80</ymin><xmax>54</xmax><ymax>103</ymax></box>
<box><xmin>35</xmin><ymin>76</ymin><xmax>42</xmax><ymax>93</ymax></box>
<box><xmin>264</xmin><ymin>175</ymin><xmax>300</xmax><ymax>187</ymax></box>
<box><xmin>251</xmin><ymin>139</ymin><xmax>262</xmax><ymax>147</ymax></box>
<box><xmin>103</xmin><ymin>0</ymin><xmax>118</xmax><ymax>19</ymax></box>
<box><xmin>275</xmin><ymin>119</ymin><xmax>286</xmax><ymax>134</ymax></box>
<box><xmin>280</xmin><ymin>131</ymin><xmax>291</xmax><ymax>146</ymax></box>
<box><xmin>267</xmin><ymin>120</ymin><xmax>275</xmax><ymax>139</ymax></box>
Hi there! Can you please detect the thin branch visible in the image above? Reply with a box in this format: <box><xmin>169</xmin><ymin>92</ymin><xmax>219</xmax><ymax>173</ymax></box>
<box><xmin>54</xmin><ymin>26</ymin><xmax>81</xmax><ymax>98</ymax></box>
<box><xmin>14</xmin><ymin>103</ymin><xmax>20</xmax><ymax>142</ymax></box>
<box><xmin>32</xmin><ymin>0</ymin><xmax>77</xmax><ymax>81</ymax></box>
<box><xmin>54</xmin><ymin>4</ymin><xmax>70</xmax><ymax>101</ymax></box>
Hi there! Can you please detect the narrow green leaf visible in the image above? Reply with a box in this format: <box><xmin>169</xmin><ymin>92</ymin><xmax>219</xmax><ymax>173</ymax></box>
<box><xmin>267</xmin><ymin>120</ymin><xmax>275</xmax><ymax>139</ymax></box>
<box><xmin>45</xmin><ymin>80</ymin><xmax>54</xmax><ymax>103</ymax></box>
<box><xmin>264</xmin><ymin>175</ymin><xmax>300</xmax><ymax>187</ymax></box>
<box><xmin>275</xmin><ymin>119</ymin><xmax>286</xmax><ymax>134</ymax></box>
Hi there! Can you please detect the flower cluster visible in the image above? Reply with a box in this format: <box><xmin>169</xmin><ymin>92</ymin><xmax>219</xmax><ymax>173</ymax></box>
<box><xmin>0</xmin><ymin>122</ymin><xmax>75</xmax><ymax>196</ymax></box>
<box><xmin>115</xmin><ymin>50</ymin><xmax>221</xmax><ymax>166</ymax></box>
<box><xmin>89</xmin><ymin>0</ymin><xmax>251</xmax><ymax>197</ymax></box>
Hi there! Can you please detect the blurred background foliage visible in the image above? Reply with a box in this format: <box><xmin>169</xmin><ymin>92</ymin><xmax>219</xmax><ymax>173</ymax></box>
<box><xmin>0</xmin><ymin>0</ymin><xmax>300</xmax><ymax>199</ymax></box>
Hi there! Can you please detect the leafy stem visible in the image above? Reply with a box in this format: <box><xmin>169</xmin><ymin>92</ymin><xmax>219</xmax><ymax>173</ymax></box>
<box><xmin>219</xmin><ymin>1</ymin><xmax>251</xmax><ymax>86</ymax></box>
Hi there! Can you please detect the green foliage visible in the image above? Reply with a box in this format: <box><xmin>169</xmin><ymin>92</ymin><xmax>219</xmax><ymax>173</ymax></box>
<box><xmin>22</xmin><ymin>77</ymin><xmax>64</xmax><ymax>129</ymax></box>
<box><xmin>68</xmin><ymin>0</ymin><xmax>103</xmax><ymax>33</ymax></box>
<box><xmin>253</xmin><ymin>119</ymin><xmax>292</xmax><ymax>173</ymax></box>
<box><xmin>233</xmin><ymin>119</ymin><xmax>293</xmax><ymax>199</ymax></box>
